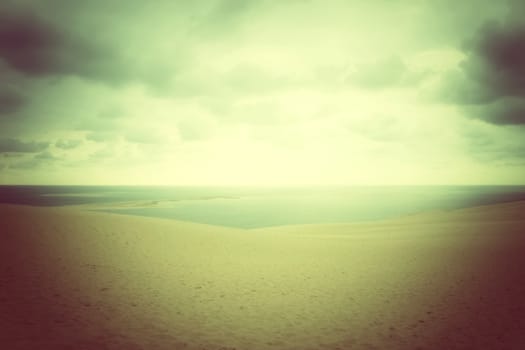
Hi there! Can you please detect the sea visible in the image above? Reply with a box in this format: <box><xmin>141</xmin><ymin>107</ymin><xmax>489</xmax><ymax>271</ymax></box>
<box><xmin>1</xmin><ymin>185</ymin><xmax>525</xmax><ymax>228</ymax></box>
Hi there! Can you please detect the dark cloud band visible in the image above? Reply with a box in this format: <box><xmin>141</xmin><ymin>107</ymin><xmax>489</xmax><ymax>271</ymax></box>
<box><xmin>0</xmin><ymin>138</ymin><xmax>48</xmax><ymax>153</ymax></box>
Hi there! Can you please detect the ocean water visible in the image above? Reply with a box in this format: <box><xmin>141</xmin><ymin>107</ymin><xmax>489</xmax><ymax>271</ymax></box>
<box><xmin>1</xmin><ymin>185</ymin><xmax>525</xmax><ymax>228</ymax></box>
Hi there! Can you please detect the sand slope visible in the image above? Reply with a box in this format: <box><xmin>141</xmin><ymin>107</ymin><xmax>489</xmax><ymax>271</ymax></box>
<box><xmin>1</xmin><ymin>202</ymin><xmax>525</xmax><ymax>349</ymax></box>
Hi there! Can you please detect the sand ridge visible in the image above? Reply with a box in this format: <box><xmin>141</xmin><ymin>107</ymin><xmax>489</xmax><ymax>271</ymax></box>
<box><xmin>1</xmin><ymin>202</ymin><xmax>525</xmax><ymax>349</ymax></box>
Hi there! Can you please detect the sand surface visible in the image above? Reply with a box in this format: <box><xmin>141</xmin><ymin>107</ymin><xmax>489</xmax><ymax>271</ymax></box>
<box><xmin>1</xmin><ymin>202</ymin><xmax>525</xmax><ymax>349</ymax></box>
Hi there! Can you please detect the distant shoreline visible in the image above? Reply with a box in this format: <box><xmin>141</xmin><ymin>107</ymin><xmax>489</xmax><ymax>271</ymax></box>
<box><xmin>2</xmin><ymin>185</ymin><xmax>525</xmax><ymax>228</ymax></box>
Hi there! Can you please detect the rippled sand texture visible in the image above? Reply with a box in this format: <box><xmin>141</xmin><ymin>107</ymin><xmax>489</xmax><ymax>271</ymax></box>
<box><xmin>1</xmin><ymin>202</ymin><xmax>525</xmax><ymax>349</ymax></box>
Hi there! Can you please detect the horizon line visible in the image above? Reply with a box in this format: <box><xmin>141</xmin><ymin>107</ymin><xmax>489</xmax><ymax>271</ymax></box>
<box><xmin>1</xmin><ymin>183</ymin><xmax>525</xmax><ymax>187</ymax></box>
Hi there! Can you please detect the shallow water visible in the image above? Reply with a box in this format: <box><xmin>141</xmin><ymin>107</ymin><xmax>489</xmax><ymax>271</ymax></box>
<box><xmin>2</xmin><ymin>185</ymin><xmax>525</xmax><ymax>228</ymax></box>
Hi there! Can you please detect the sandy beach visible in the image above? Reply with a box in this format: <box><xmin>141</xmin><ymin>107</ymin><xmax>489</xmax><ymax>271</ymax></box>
<box><xmin>1</xmin><ymin>202</ymin><xmax>525</xmax><ymax>349</ymax></box>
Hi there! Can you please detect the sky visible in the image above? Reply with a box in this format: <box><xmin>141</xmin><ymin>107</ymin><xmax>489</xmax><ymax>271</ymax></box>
<box><xmin>0</xmin><ymin>0</ymin><xmax>524</xmax><ymax>185</ymax></box>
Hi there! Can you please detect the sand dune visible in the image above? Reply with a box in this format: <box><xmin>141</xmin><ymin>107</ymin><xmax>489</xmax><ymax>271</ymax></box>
<box><xmin>1</xmin><ymin>202</ymin><xmax>525</xmax><ymax>349</ymax></box>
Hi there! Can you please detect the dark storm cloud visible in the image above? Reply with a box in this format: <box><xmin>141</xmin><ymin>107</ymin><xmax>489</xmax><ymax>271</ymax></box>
<box><xmin>462</xmin><ymin>22</ymin><xmax>525</xmax><ymax>102</ymax></box>
<box><xmin>0</xmin><ymin>9</ymin><xmax>104</xmax><ymax>79</ymax></box>
<box><xmin>445</xmin><ymin>1</ymin><xmax>525</xmax><ymax>125</ymax></box>
<box><xmin>0</xmin><ymin>11</ymin><xmax>63</xmax><ymax>75</ymax></box>
<box><xmin>0</xmin><ymin>4</ymin><xmax>159</xmax><ymax>87</ymax></box>
<box><xmin>0</xmin><ymin>138</ymin><xmax>48</xmax><ymax>153</ymax></box>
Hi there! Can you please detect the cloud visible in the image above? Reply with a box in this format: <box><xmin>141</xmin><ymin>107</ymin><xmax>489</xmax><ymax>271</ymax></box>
<box><xmin>0</xmin><ymin>9</ymin><xmax>118</xmax><ymax>81</ymax></box>
<box><xmin>8</xmin><ymin>158</ymin><xmax>40</xmax><ymax>169</ymax></box>
<box><xmin>0</xmin><ymin>4</ymin><xmax>178</xmax><ymax>91</ymax></box>
<box><xmin>224</xmin><ymin>63</ymin><xmax>299</xmax><ymax>94</ymax></box>
<box><xmin>34</xmin><ymin>150</ymin><xmax>58</xmax><ymax>160</ymax></box>
<box><xmin>85</xmin><ymin>131</ymin><xmax>119</xmax><ymax>143</ymax></box>
<box><xmin>125</xmin><ymin>129</ymin><xmax>163</xmax><ymax>144</ymax></box>
<box><xmin>177</xmin><ymin>117</ymin><xmax>215</xmax><ymax>141</ymax></box>
<box><xmin>463</xmin><ymin>22</ymin><xmax>525</xmax><ymax>101</ymax></box>
<box><xmin>88</xmin><ymin>146</ymin><xmax>115</xmax><ymax>161</ymax></box>
<box><xmin>0</xmin><ymin>0</ymin><xmax>524</xmax><ymax>184</ymax></box>
<box><xmin>0</xmin><ymin>87</ymin><xmax>25</xmax><ymax>114</ymax></box>
<box><xmin>462</xmin><ymin>120</ymin><xmax>525</xmax><ymax>164</ymax></box>
<box><xmin>0</xmin><ymin>138</ymin><xmax>48</xmax><ymax>152</ymax></box>
<box><xmin>441</xmin><ymin>1</ymin><xmax>525</xmax><ymax>125</ymax></box>
<box><xmin>6</xmin><ymin>151</ymin><xmax>58</xmax><ymax>170</ymax></box>
<box><xmin>470</xmin><ymin>98</ymin><xmax>525</xmax><ymax>125</ymax></box>
<box><xmin>0</xmin><ymin>11</ymin><xmax>62</xmax><ymax>75</ymax></box>
<box><xmin>55</xmin><ymin>139</ymin><xmax>82</xmax><ymax>150</ymax></box>
<box><xmin>347</xmin><ymin>56</ymin><xmax>407</xmax><ymax>89</ymax></box>
<box><xmin>0</xmin><ymin>145</ymin><xmax>57</xmax><ymax>170</ymax></box>
<box><xmin>74</xmin><ymin>105</ymin><xmax>128</xmax><ymax>141</ymax></box>
<box><xmin>192</xmin><ymin>0</ymin><xmax>261</xmax><ymax>37</ymax></box>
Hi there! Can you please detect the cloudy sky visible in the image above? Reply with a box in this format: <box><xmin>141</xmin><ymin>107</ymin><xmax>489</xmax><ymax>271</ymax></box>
<box><xmin>1</xmin><ymin>0</ymin><xmax>524</xmax><ymax>185</ymax></box>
